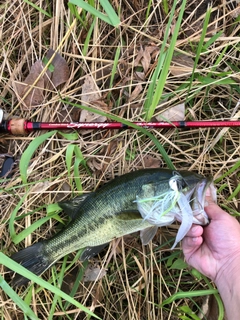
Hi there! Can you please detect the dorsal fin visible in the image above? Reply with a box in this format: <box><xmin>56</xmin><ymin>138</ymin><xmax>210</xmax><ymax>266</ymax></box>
<box><xmin>58</xmin><ymin>193</ymin><xmax>92</xmax><ymax>219</ymax></box>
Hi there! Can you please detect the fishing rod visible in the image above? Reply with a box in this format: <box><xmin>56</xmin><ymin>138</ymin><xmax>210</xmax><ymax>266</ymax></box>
<box><xmin>0</xmin><ymin>109</ymin><xmax>240</xmax><ymax>135</ymax></box>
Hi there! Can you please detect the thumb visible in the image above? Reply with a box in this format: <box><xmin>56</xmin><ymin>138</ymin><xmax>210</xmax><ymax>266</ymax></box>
<box><xmin>204</xmin><ymin>187</ymin><xmax>227</xmax><ymax>220</ymax></box>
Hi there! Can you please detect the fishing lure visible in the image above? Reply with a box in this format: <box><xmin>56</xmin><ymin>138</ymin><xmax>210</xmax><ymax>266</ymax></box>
<box><xmin>135</xmin><ymin>171</ymin><xmax>203</xmax><ymax>248</ymax></box>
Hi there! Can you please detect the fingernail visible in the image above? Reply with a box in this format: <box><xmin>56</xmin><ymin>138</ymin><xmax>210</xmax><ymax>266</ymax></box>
<box><xmin>191</xmin><ymin>225</ymin><xmax>199</xmax><ymax>233</ymax></box>
<box><xmin>192</xmin><ymin>237</ymin><xmax>199</xmax><ymax>242</ymax></box>
<box><xmin>205</xmin><ymin>188</ymin><xmax>211</xmax><ymax>197</ymax></box>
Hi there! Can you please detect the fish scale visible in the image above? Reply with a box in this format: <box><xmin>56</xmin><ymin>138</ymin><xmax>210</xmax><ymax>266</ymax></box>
<box><xmin>11</xmin><ymin>168</ymin><xmax>213</xmax><ymax>287</ymax></box>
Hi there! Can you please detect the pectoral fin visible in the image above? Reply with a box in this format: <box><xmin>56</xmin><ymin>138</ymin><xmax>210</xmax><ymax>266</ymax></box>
<box><xmin>140</xmin><ymin>226</ymin><xmax>158</xmax><ymax>245</ymax></box>
<box><xmin>80</xmin><ymin>243</ymin><xmax>109</xmax><ymax>261</ymax></box>
<box><xmin>116</xmin><ymin>211</ymin><xmax>143</xmax><ymax>221</ymax></box>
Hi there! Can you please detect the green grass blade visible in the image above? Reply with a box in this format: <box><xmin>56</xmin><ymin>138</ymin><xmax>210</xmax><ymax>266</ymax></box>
<box><xmin>66</xmin><ymin>144</ymin><xmax>89</xmax><ymax>190</ymax></box>
<box><xmin>11</xmin><ymin>212</ymin><xmax>59</xmax><ymax>245</ymax></box>
<box><xmin>203</xmin><ymin>278</ymin><xmax>225</xmax><ymax>320</ymax></box>
<box><xmin>187</xmin><ymin>7</ymin><xmax>212</xmax><ymax>92</ymax></box>
<box><xmin>66</xmin><ymin>144</ymin><xmax>75</xmax><ymax>182</ymax></box>
<box><xmin>107</xmin><ymin>45</ymin><xmax>121</xmax><ymax>101</ymax></box>
<box><xmin>24</xmin><ymin>284</ymin><xmax>34</xmax><ymax>305</ymax></box>
<box><xmin>0</xmin><ymin>275</ymin><xmax>38</xmax><ymax>320</ymax></box>
<box><xmin>9</xmin><ymin>193</ymin><xmax>28</xmax><ymax>242</ymax></box>
<box><xmin>202</xmin><ymin>31</ymin><xmax>223</xmax><ymax>51</ymax></box>
<box><xmin>58</xmin><ymin>131</ymin><xmax>79</xmax><ymax>140</ymax></box>
<box><xmin>159</xmin><ymin>289</ymin><xmax>218</xmax><ymax>307</ymax></box>
<box><xmin>19</xmin><ymin>131</ymin><xmax>57</xmax><ymax>184</ymax></box>
<box><xmin>69</xmin><ymin>0</ymin><xmax>112</xmax><ymax>25</ymax></box>
<box><xmin>69</xmin><ymin>0</ymin><xmax>120</xmax><ymax>27</ymax></box>
<box><xmin>63</xmin><ymin>260</ymin><xmax>88</xmax><ymax>309</ymax></box>
<box><xmin>144</xmin><ymin>52</ymin><xmax>166</xmax><ymax>118</ymax></box>
<box><xmin>215</xmin><ymin>159</ymin><xmax>240</xmax><ymax>183</ymax></box>
<box><xmin>99</xmin><ymin>0</ymin><xmax>120</xmax><ymax>26</ymax></box>
<box><xmin>0</xmin><ymin>253</ymin><xmax>101</xmax><ymax>319</ymax></box>
<box><xmin>197</xmin><ymin>74</ymin><xmax>236</xmax><ymax>86</ymax></box>
<box><xmin>178</xmin><ymin>305</ymin><xmax>201</xmax><ymax>320</ymax></box>
<box><xmin>61</xmin><ymin>99</ymin><xmax>175</xmax><ymax>170</ymax></box>
<box><xmin>68</xmin><ymin>2</ymin><xmax>86</xmax><ymax>25</ymax></box>
<box><xmin>83</xmin><ymin>18</ymin><xmax>96</xmax><ymax>56</ymax></box>
<box><xmin>74</xmin><ymin>157</ymin><xmax>82</xmax><ymax>191</ymax></box>
<box><xmin>46</xmin><ymin>203</ymin><xmax>62</xmax><ymax>221</ymax></box>
<box><xmin>23</xmin><ymin>0</ymin><xmax>52</xmax><ymax>17</ymax></box>
<box><xmin>228</xmin><ymin>183</ymin><xmax>240</xmax><ymax>201</ymax></box>
<box><xmin>74</xmin><ymin>145</ymin><xmax>89</xmax><ymax>172</ymax></box>
<box><xmin>48</xmin><ymin>257</ymin><xmax>69</xmax><ymax>320</ymax></box>
<box><xmin>144</xmin><ymin>0</ymin><xmax>187</xmax><ymax>121</ymax></box>
<box><xmin>162</xmin><ymin>0</ymin><xmax>169</xmax><ymax>14</ymax></box>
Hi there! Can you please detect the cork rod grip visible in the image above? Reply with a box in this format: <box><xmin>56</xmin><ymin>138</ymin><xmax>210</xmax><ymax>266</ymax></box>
<box><xmin>8</xmin><ymin>119</ymin><xmax>27</xmax><ymax>135</ymax></box>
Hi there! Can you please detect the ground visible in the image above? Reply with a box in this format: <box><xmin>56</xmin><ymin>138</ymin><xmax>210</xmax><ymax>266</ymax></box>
<box><xmin>0</xmin><ymin>0</ymin><xmax>240</xmax><ymax>319</ymax></box>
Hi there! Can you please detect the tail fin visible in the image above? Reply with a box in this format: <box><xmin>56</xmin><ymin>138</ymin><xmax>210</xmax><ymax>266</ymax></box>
<box><xmin>11</xmin><ymin>242</ymin><xmax>52</xmax><ymax>287</ymax></box>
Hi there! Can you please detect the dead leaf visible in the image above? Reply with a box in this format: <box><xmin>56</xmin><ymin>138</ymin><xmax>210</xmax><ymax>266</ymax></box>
<box><xmin>134</xmin><ymin>45</ymin><xmax>159</xmax><ymax>74</ymax></box>
<box><xmin>170</xmin><ymin>54</ymin><xmax>194</xmax><ymax>77</ymax></box>
<box><xmin>14</xmin><ymin>49</ymin><xmax>70</xmax><ymax>109</ymax></box>
<box><xmin>135</xmin><ymin>71</ymin><xmax>145</xmax><ymax>81</ymax></box>
<box><xmin>29</xmin><ymin>181</ymin><xmax>50</xmax><ymax>193</ymax></box>
<box><xmin>83</xmin><ymin>264</ymin><xmax>107</xmax><ymax>282</ymax></box>
<box><xmin>15</xmin><ymin>60</ymin><xmax>45</xmax><ymax>108</ymax></box>
<box><xmin>156</xmin><ymin>103</ymin><xmax>185</xmax><ymax>122</ymax></box>
<box><xmin>129</xmin><ymin>84</ymin><xmax>143</xmax><ymax>102</ymax></box>
<box><xmin>54</xmin><ymin>182</ymin><xmax>71</xmax><ymax>202</ymax></box>
<box><xmin>45</xmin><ymin>49</ymin><xmax>70</xmax><ymax>88</ymax></box>
<box><xmin>87</xmin><ymin>157</ymin><xmax>103</xmax><ymax>172</ymax></box>
<box><xmin>142</xmin><ymin>155</ymin><xmax>161</xmax><ymax>168</ymax></box>
<box><xmin>80</xmin><ymin>75</ymin><xmax>106</xmax><ymax>123</ymax></box>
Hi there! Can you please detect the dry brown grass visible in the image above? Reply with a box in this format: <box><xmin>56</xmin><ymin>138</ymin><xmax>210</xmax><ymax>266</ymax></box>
<box><xmin>0</xmin><ymin>0</ymin><xmax>240</xmax><ymax>319</ymax></box>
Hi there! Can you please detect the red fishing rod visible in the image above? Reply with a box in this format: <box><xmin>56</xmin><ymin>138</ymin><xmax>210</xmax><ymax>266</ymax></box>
<box><xmin>0</xmin><ymin>110</ymin><xmax>240</xmax><ymax>135</ymax></box>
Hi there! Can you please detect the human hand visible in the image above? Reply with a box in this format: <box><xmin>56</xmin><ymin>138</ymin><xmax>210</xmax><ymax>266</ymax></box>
<box><xmin>182</xmin><ymin>189</ymin><xmax>240</xmax><ymax>284</ymax></box>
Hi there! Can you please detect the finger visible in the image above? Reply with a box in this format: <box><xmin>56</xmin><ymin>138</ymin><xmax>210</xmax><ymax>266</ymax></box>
<box><xmin>182</xmin><ymin>235</ymin><xmax>203</xmax><ymax>255</ymax></box>
<box><xmin>185</xmin><ymin>225</ymin><xmax>203</xmax><ymax>238</ymax></box>
<box><xmin>204</xmin><ymin>187</ymin><xmax>229</xmax><ymax>220</ymax></box>
<box><xmin>182</xmin><ymin>226</ymin><xmax>203</xmax><ymax>255</ymax></box>
<box><xmin>205</xmin><ymin>201</ymin><xmax>229</xmax><ymax>220</ymax></box>
<box><xmin>204</xmin><ymin>187</ymin><xmax>216</xmax><ymax>206</ymax></box>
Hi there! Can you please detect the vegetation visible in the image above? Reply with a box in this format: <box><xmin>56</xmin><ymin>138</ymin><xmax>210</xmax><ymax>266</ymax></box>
<box><xmin>0</xmin><ymin>0</ymin><xmax>239</xmax><ymax>319</ymax></box>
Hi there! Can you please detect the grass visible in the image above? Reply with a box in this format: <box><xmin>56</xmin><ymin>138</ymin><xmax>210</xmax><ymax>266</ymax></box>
<box><xmin>0</xmin><ymin>0</ymin><xmax>240</xmax><ymax>319</ymax></box>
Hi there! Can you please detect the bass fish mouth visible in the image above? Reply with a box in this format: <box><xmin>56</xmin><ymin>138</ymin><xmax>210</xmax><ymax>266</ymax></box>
<box><xmin>191</xmin><ymin>179</ymin><xmax>217</xmax><ymax>225</ymax></box>
<box><xmin>135</xmin><ymin>171</ymin><xmax>216</xmax><ymax>249</ymax></box>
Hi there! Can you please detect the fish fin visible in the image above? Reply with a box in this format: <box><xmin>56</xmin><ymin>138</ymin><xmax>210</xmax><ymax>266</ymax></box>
<box><xmin>116</xmin><ymin>211</ymin><xmax>143</xmax><ymax>220</ymax></box>
<box><xmin>58</xmin><ymin>193</ymin><xmax>92</xmax><ymax>219</ymax></box>
<box><xmin>140</xmin><ymin>226</ymin><xmax>158</xmax><ymax>245</ymax></box>
<box><xmin>11</xmin><ymin>242</ymin><xmax>52</xmax><ymax>287</ymax></box>
<box><xmin>80</xmin><ymin>243</ymin><xmax>109</xmax><ymax>261</ymax></box>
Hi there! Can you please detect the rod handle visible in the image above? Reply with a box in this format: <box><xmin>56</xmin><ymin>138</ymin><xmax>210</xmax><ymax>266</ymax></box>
<box><xmin>0</xmin><ymin>119</ymin><xmax>28</xmax><ymax>135</ymax></box>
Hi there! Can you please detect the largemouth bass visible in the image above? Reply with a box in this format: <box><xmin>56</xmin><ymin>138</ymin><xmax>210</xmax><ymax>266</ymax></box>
<box><xmin>11</xmin><ymin>169</ymin><xmax>215</xmax><ymax>287</ymax></box>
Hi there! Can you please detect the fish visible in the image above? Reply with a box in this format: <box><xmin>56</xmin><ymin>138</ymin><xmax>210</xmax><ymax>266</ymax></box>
<box><xmin>10</xmin><ymin>169</ymin><xmax>216</xmax><ymax>287</ymax></box>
